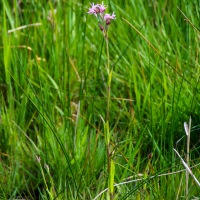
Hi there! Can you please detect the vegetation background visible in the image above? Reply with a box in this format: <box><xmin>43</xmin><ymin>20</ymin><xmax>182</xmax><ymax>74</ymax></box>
<box><xmin>0</xmin><ymin>0</ymin><xmax>199</xmax><ymax>199</ymax></box>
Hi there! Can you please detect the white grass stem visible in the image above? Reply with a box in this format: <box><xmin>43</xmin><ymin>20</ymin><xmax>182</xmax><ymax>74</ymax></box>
<box><xmin>8</xmin><ymin>23</ymin><xmax>42</xmax><ymax>33</ymax></box>
<box><xmin>93</xmin><ymin>163</ymin><xmax>200</xmax><ymax>200</ymax></box>
<box><xmin>173</xmin><ymin>148</ymin><xmax>200</xmax><ymax>187</ymax></box>
<box><xmin>185</xmin><ymin>117</ymin><xmax>191</xmax><ymax>199</ymax></box>
<box><xmin>12</xmin><ymin>120</ymin><xmax>40</xmax><ymax>152</ymax></box>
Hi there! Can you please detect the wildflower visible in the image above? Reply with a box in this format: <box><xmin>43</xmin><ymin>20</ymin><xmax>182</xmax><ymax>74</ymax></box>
<box><xmin>88</xmin><ymin>2</ymin><xmax>107</xmax><ymax>16</ymax></box>
<box><xmin>104</xmin><ymin>12</ymin><xmax>116</xmax><ymax>25</ymax></box>
<box><xmin>87</xmin><ymin>2</ymin><xmax>116</xmax><ymax>35</ymax></box>
<box><xmin>87</xmin><ymin>3</ymin><xmax>100</xmax><ymax>16</ymax></box>
<box><xmin>36</xmin><ymin>156</ymin><xmax>41</xmax><ymax>163</ymax></box>
<box><xmin>98</xmin><ymin>2</ymin><xmax>107</xmax><ymax>13</ymax></box>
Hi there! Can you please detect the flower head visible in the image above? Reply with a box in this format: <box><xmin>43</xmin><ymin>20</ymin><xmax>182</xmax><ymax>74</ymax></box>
<box><xmin>98</xmin><ymin>2</ymin><xmax>107</xmax><ymax>13</ymax></box>
<box><xmin>87</xmin><ymin>2</ymin><xmax>116</xmax><ymax>35</ymax></box>
<box><xmin>87</xmin><ymin>3</ymin><xmax>100</xmax><ymax>17</ymax></box>
<box><xmin>104</xmin><ymin>12</ymin><xmax>116</xmax><ymax>25</ymax></box>
<box><xmin>87</xmin><ymin>2</ymin><xmax>107</xmax><ymax>17</ymax></box>
<box><xmin>36</xmin><ymin>156</ymin><xmax>41</xmax><ymax>163</ymax></box>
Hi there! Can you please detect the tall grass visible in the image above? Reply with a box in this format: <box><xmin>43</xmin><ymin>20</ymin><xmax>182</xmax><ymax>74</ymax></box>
<box><xmin>0</xmin><ymin>0</ymin><xmax>200</xmax><ymax>199</ymax></box>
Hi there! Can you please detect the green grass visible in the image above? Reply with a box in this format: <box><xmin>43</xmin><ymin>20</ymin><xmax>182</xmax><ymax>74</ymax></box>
<box><xmin>0</xmin><ymin>0</ymin><xmax>200</xmax><ymax>199</ymax></box>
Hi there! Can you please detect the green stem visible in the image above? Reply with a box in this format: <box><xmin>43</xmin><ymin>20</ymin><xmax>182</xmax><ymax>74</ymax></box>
<box><xmin>38</xmin><ymin>162</ymin><xmax>53</xmax><ymax>199</ymax></box>
<box><xmin>106</xmin><ymin>35</ymin><xmax>110</xmax><ymax>122</ymax></box>
<box><xmin>105</xmin><ymin>33</ymin><xmax>114</xmax><ymax>200</ymax></box>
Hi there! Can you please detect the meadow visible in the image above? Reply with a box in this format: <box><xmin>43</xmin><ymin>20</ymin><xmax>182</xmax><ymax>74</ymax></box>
<box><xmin>0</xmin><ymin>0</ymin><xmax>200</xmax><ymax>199</ymax></box>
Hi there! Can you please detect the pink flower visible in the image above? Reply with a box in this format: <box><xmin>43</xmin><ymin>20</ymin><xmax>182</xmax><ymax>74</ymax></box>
<box><xmin>104</xmin><ymin>12</ymin><xmax>116</xmax><ymax>20</ymax></box>
<box><xmin>98</xmin><ymin>2</ymin><xmax>106</xmax><ymax>13</ymax></box>
<box><xmin>87</xmin><ymin>2</ymin><xmax>107</xmax><ymax>17</ymax></box>
<box><xmin>104</xmin><ymin>12</ymin><xmax>116</xmax><ymax>25</ymax></box>
<box><xmin>87</xmin><ymin>3</ymin><xmax>100</xmax><ymax>17</ymax></box>
<box><xmin>87</xmin><ymin>2</ymin><xmax>116</xmax><ymax>33</ymax></box>
<box><xmin>36</xmin><ymin>156</ymin><xmax>41</xmax><ymax>163</ymax></box>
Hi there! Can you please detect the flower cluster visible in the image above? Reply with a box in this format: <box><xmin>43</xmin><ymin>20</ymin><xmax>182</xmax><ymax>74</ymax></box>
<box><xmin>87</xmin><ymin>2</ymin><xmax>116</xmax><ymax>34</ymax></box>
